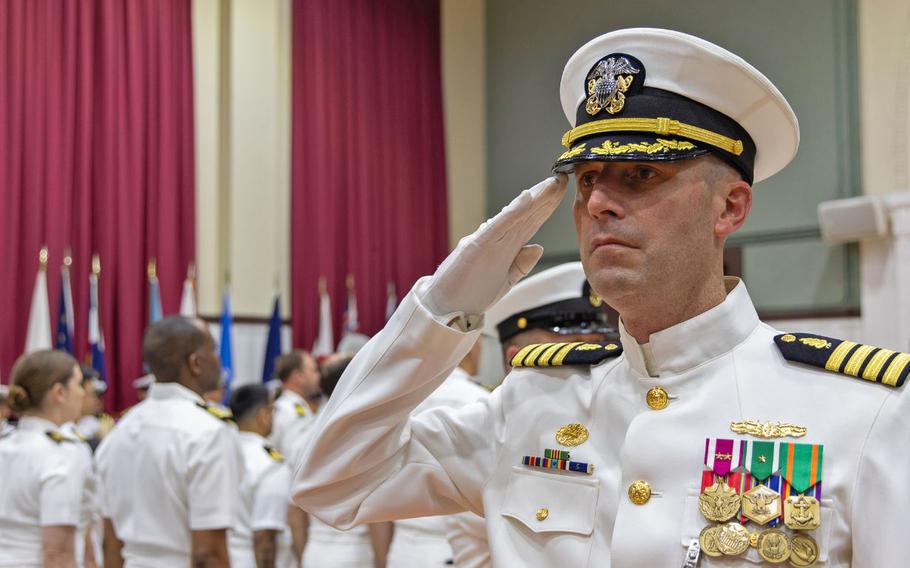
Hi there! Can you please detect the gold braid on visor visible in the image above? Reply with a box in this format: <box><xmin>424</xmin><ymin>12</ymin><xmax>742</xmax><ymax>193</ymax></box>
<box><xmin>561</xmin><ymin>117</ymin><xmax>744</xmax><ymax>156</ymax></box>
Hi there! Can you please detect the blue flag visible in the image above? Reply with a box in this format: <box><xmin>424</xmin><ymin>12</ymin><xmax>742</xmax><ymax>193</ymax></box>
<box><xmin>219</xmin><ymin>289</ymin><xmax>234</xmax><ymax>404</ymax></box>
<box><xmin>55</xmin><ymin>265</ymin><xmax>74</xmax><ymax>354</ymax></box>
<box><xmin>262</xmin><ymin>296</ymin><xmax>282</xmax><ymax>383</ymax></box>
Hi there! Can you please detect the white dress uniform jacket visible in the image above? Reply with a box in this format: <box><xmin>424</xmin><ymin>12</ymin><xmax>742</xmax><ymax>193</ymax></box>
<box><xmin>294</xmin><ymin>278</ymin><xmax>910</xmax><ymax>567</ymax></box>
<box><xmin>229</xmin><ymin>431</ymin><xmax>294</xmax><ymax>568</ymax></box>
<box><xmin>388</xmin><ymin>367</ymin><xmax>489</xmax><ymax>568</ymax></box>
<box><xmin>0</xmin><ymin>417</ymin><xmax>87</xmax><ymax>568</ymax></box>
<box><xmin>270</xmin><ymin>389</ymin><xmax>315</xmax><ymax>464</ymax></box>
<box><xmin>61</xmin><ymin>421</ymin><xmax>99</xmax><ymax>567</ymax></box>
<box><xmin>95</xmin><ymin>382</ymin><xmax>243</xmax><ymax>567</ymax></box>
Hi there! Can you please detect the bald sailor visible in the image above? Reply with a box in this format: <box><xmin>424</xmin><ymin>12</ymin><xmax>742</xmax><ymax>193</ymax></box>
<box><xmin>293</xmin><ymin>28</ymin><xmax>909</xmax><ymax>567</ymax></box>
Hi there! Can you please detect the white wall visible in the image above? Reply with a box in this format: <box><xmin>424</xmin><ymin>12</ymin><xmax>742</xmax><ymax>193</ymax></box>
<box><xmin>193</xmin><ymin>0</ymin><xmax>291</xmax><ymax>319</ymax></box>
<box><xmin>442</xmin><ymin>0</ymin><xmax>487</xmax><ymax>245</ymax></box>
<box><xmin>858</xmin><ymin>0</ymin><xmax>910</xmax><ymax>197</ymax></box>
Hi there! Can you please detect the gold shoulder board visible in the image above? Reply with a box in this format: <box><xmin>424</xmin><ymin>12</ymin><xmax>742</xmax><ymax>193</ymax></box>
<box><xmin>775</xmin><ymin>333</ymin><xmax>910</xmax><ymax>388</ymax></box>
<box><xmin>45</xmin><ymin>431</ymin><xmax>73</xmax><ymax>444</ymax></box>
<box><xmin>195</xmin><ymin>402</ymin><xmax>235</xmax><ymax>422</ymax></box>
<box><xmin>510</xmin><ymin>342</ymin><xmax>622</xmax><ymax>368</ymax></box>
<box><xmin>264</xmin><ymin>445</ymin><xmax>285</xmax><ymax>462</ymax></box>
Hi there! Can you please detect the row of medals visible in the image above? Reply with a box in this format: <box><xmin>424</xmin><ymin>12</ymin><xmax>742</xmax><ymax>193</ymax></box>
<box><xmin>698</xmin><ymin>479</ymin><xmax>820</xmax><ymax>566</ymax></box>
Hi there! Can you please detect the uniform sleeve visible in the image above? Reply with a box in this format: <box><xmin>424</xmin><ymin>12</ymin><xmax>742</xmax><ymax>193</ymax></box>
<box><xmin>251</xmin><ymin>464</ymin><xmax>292</xmax><ymax>532</ymax></box>
<box><xmin>39</xmin><ymin>447</ymin><xmax>86</xmax><ymax>527</ymax></box>
<box><xmin>293</xmin><ymin>280</ymin><xmax>504</xmax><ymax>529</ymax></box>
<box><xmin>445</xmin><ymin>512</ymin><xmax>491</xmax><ymax>568</ymax></box>
<box><xmin>269</xmin><ymin>407</ymin><xmax>290</xmax><ymax>455</ymax></box>
<box><xmin>851</xmin><ymin>389</ymin><xmax>910</xmax><ymax>566</ymax></box>
<box><xmin>187</xmin><ymin>424</ymin><xmax>243</xmax><ymax>530</ymax></box>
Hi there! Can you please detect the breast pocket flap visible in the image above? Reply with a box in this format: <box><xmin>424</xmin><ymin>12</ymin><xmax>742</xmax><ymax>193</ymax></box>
<box><xmin>500</xmin><ymin>466</ymin><xmax>599</xmax><ymax>535</ymax></box>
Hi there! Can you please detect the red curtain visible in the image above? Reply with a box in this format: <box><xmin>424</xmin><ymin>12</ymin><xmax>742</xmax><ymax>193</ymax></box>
<box><xmin>0</xmin><ymin>0</ymin><xmax>195</xmax><ymax>411</ymax></box>
<box><xmin>291</xmin><ymin>0</ymin><xmax>449</xmax><ymax>347</ymax></box>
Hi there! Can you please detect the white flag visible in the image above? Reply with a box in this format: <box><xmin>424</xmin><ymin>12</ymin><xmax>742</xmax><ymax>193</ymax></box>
<box><xmin>25</xmin><ymin>266</ymin><xmax>52</xmax><ymax>353</ymax></box>
<box><xmin>342</xmin><ymin>276</ymin><xmax>359</xmax><ymax>337</ymax></box>
<box><xmin>385</xmin><ymin>281</ymin><xmax>397</xmax><ymax>321</ymax></box>
<box><xmin>312</xmin><ymin>280</ymin><xmax>334</xmax><ymax>358</ymax></box>
<box><xmin>179</xmin><ymin>265</ymin><xmax>197</xmax><ymax>318</ymax></box>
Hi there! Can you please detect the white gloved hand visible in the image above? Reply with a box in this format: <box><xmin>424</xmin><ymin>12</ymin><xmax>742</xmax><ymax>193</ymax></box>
<box><xmin>421</xmin><ymin>174</ymin><xmax>568</xmax><ymax>319</ymax></box>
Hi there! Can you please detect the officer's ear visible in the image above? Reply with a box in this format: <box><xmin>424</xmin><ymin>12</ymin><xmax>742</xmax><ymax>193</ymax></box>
<box><xmin>714</xmin><ymin>179</ymin><xmax>752</xmax><ymax>239</ymax></box>
<box><xmin>187</xmin><ymin>352</ymin><xmax>203</xmax><ymax>377</ymax></box>
<box><xmin>45</xmin><ymin>381</ymin><xmax>67</xmax><ymax>407</ymax></box>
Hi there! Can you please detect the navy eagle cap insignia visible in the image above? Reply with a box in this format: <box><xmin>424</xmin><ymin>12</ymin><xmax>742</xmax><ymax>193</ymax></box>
<box><xmin>586</xmin><ymin>56</ymin><xmax>640</xmax><ymax>116</ymax></box>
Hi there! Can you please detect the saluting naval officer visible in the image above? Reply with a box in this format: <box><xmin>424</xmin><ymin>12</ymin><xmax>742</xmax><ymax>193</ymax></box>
<box><xmin>293</xmin><ymin>28</ymin><xmax>910</xmax><ymax>567</ymax></box>
<box><xmin>96</xmin><ymin>316</ymin><xmax>242</xmax><ymax>567</ymax></box>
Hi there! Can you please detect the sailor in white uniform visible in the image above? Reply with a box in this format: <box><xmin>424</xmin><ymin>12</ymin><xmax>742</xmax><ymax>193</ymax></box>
<box><xmin>270</xmin><ymin>350</ymin><xmax>321</xmax><ymax>462</ymax></box>
<box><xmin>0</xmin><ymin>351</ymin><xmax>87</xmax><ymax>568</ymax></box>
<box><xmin>227</xmin><ymin>384</ymin><xmax>296</xmax><ymax>568</ymax></box>
<box><xmin>293</xmin><ymin>28</ymin><xmax>910</xmax><ymax>567</ymax></box>
<box><xmin>96</xmin><ymin>316</ymin><xmax>242</xmax><ymax>567</ymax></box>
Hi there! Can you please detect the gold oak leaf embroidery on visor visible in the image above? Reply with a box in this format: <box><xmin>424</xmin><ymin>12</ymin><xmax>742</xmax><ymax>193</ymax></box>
<box><xmin>590</xmin><ymin>138</ymin><xmax>696</xmax><ymax>156</ymax></box>
<box><xmin>558</xmin><ymin>143</ymin><xmax>587</xmax><ymax>161</ymax></box>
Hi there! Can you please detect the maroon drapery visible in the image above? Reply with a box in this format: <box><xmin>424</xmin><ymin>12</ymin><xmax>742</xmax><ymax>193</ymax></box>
<box><xmin>0</xmin><ymin>0</ymin><xmax>196</xmax><ymax>411</ymax></box>
<box><xmin>291</xmin><ymin>0</ymin><xmax>449</xmax><ymax>347</ymax></box>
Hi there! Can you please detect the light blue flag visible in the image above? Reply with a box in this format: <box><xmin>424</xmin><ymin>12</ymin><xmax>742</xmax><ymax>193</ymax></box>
<box><xmin>149</xmin><ymin>260</ymin><xmax>163</xmax><ymax>324</ymax></box>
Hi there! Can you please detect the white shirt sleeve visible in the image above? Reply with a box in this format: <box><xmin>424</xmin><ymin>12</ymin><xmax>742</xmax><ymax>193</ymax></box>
<box><xmin>251</xmin><ymin>464</ymin><xmax>292</xmax><ymax>532</ymax></box>
<box><xmin>187</xmin><ymin>425</ymin><xmax>243</xmax><ymax>530</ymax></box>
<box><xmin>294</xmin><ymin>283</ymin><xmax>501</xmax><ymax>529</ymax></box>
<box><xmin>39</xmin><ymin>447</ymin><xmax>86</xmax><ymax>527</ymax></box>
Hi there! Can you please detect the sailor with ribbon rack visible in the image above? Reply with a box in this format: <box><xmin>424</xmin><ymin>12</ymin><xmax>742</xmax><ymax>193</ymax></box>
<box><xmin>698</xmin><ymin>438</ymin><xmax>823</xmax><ymax>565</ymax></box>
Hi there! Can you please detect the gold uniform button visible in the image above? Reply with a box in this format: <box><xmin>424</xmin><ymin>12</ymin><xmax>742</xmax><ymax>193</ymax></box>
<box><xmin>628</xmin><ymin>480</ymin><xmax>652</xmax><ymax>505</ymax></box>
<box><xmin>536</xmin><ymin>508</ymin><xmax>549</xmax><ymax>521</ymax></box>
<box><xmin>646</xmin><ymin>387</ymin><xmax>669</xmax><ymax>410</ymax></box>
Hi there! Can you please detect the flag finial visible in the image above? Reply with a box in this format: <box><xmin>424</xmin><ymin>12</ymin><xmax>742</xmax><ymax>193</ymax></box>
<box><xmin>318</xmin><ymin>277</ymin><xmax>327</xmax><ymax>294</ymax></box>
<box><xmin>63</xmin><ymin>248</ymin><xmax>72</xmax><ymax>267</ymax></box>
<box><xmin>187</xmin><ymin>262</ymin><xmax>196</xmax><ymax>281</ymax></box>
<box><xmin>39</xmin><ymin>246</ymin><xmax>49</xmax><ymax>268</ymax></box>
<box><xmin>92</xmin><ymin>254</ymin><xmax>101</xmax><ymax>275</ymax></box>
<box><xmin>148</xmin><ymin>258</ymin><xmax>157</xmax><ymax>279</ymax></box>
<box><xmin>346</xmin><ymin>274</ymin><xmax>355</xmax><ymax>290</ymax></box>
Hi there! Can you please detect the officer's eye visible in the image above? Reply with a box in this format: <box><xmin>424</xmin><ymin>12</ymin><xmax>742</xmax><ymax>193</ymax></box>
<box><xmin>628</xmin><ymin>166</ymin><xmax>659</xmax><ymax>182</ymax></box>
<box><xmin>579</xmin><ymin>171</ymin><xmax>598</xmax><ymax>188</ymax></box>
